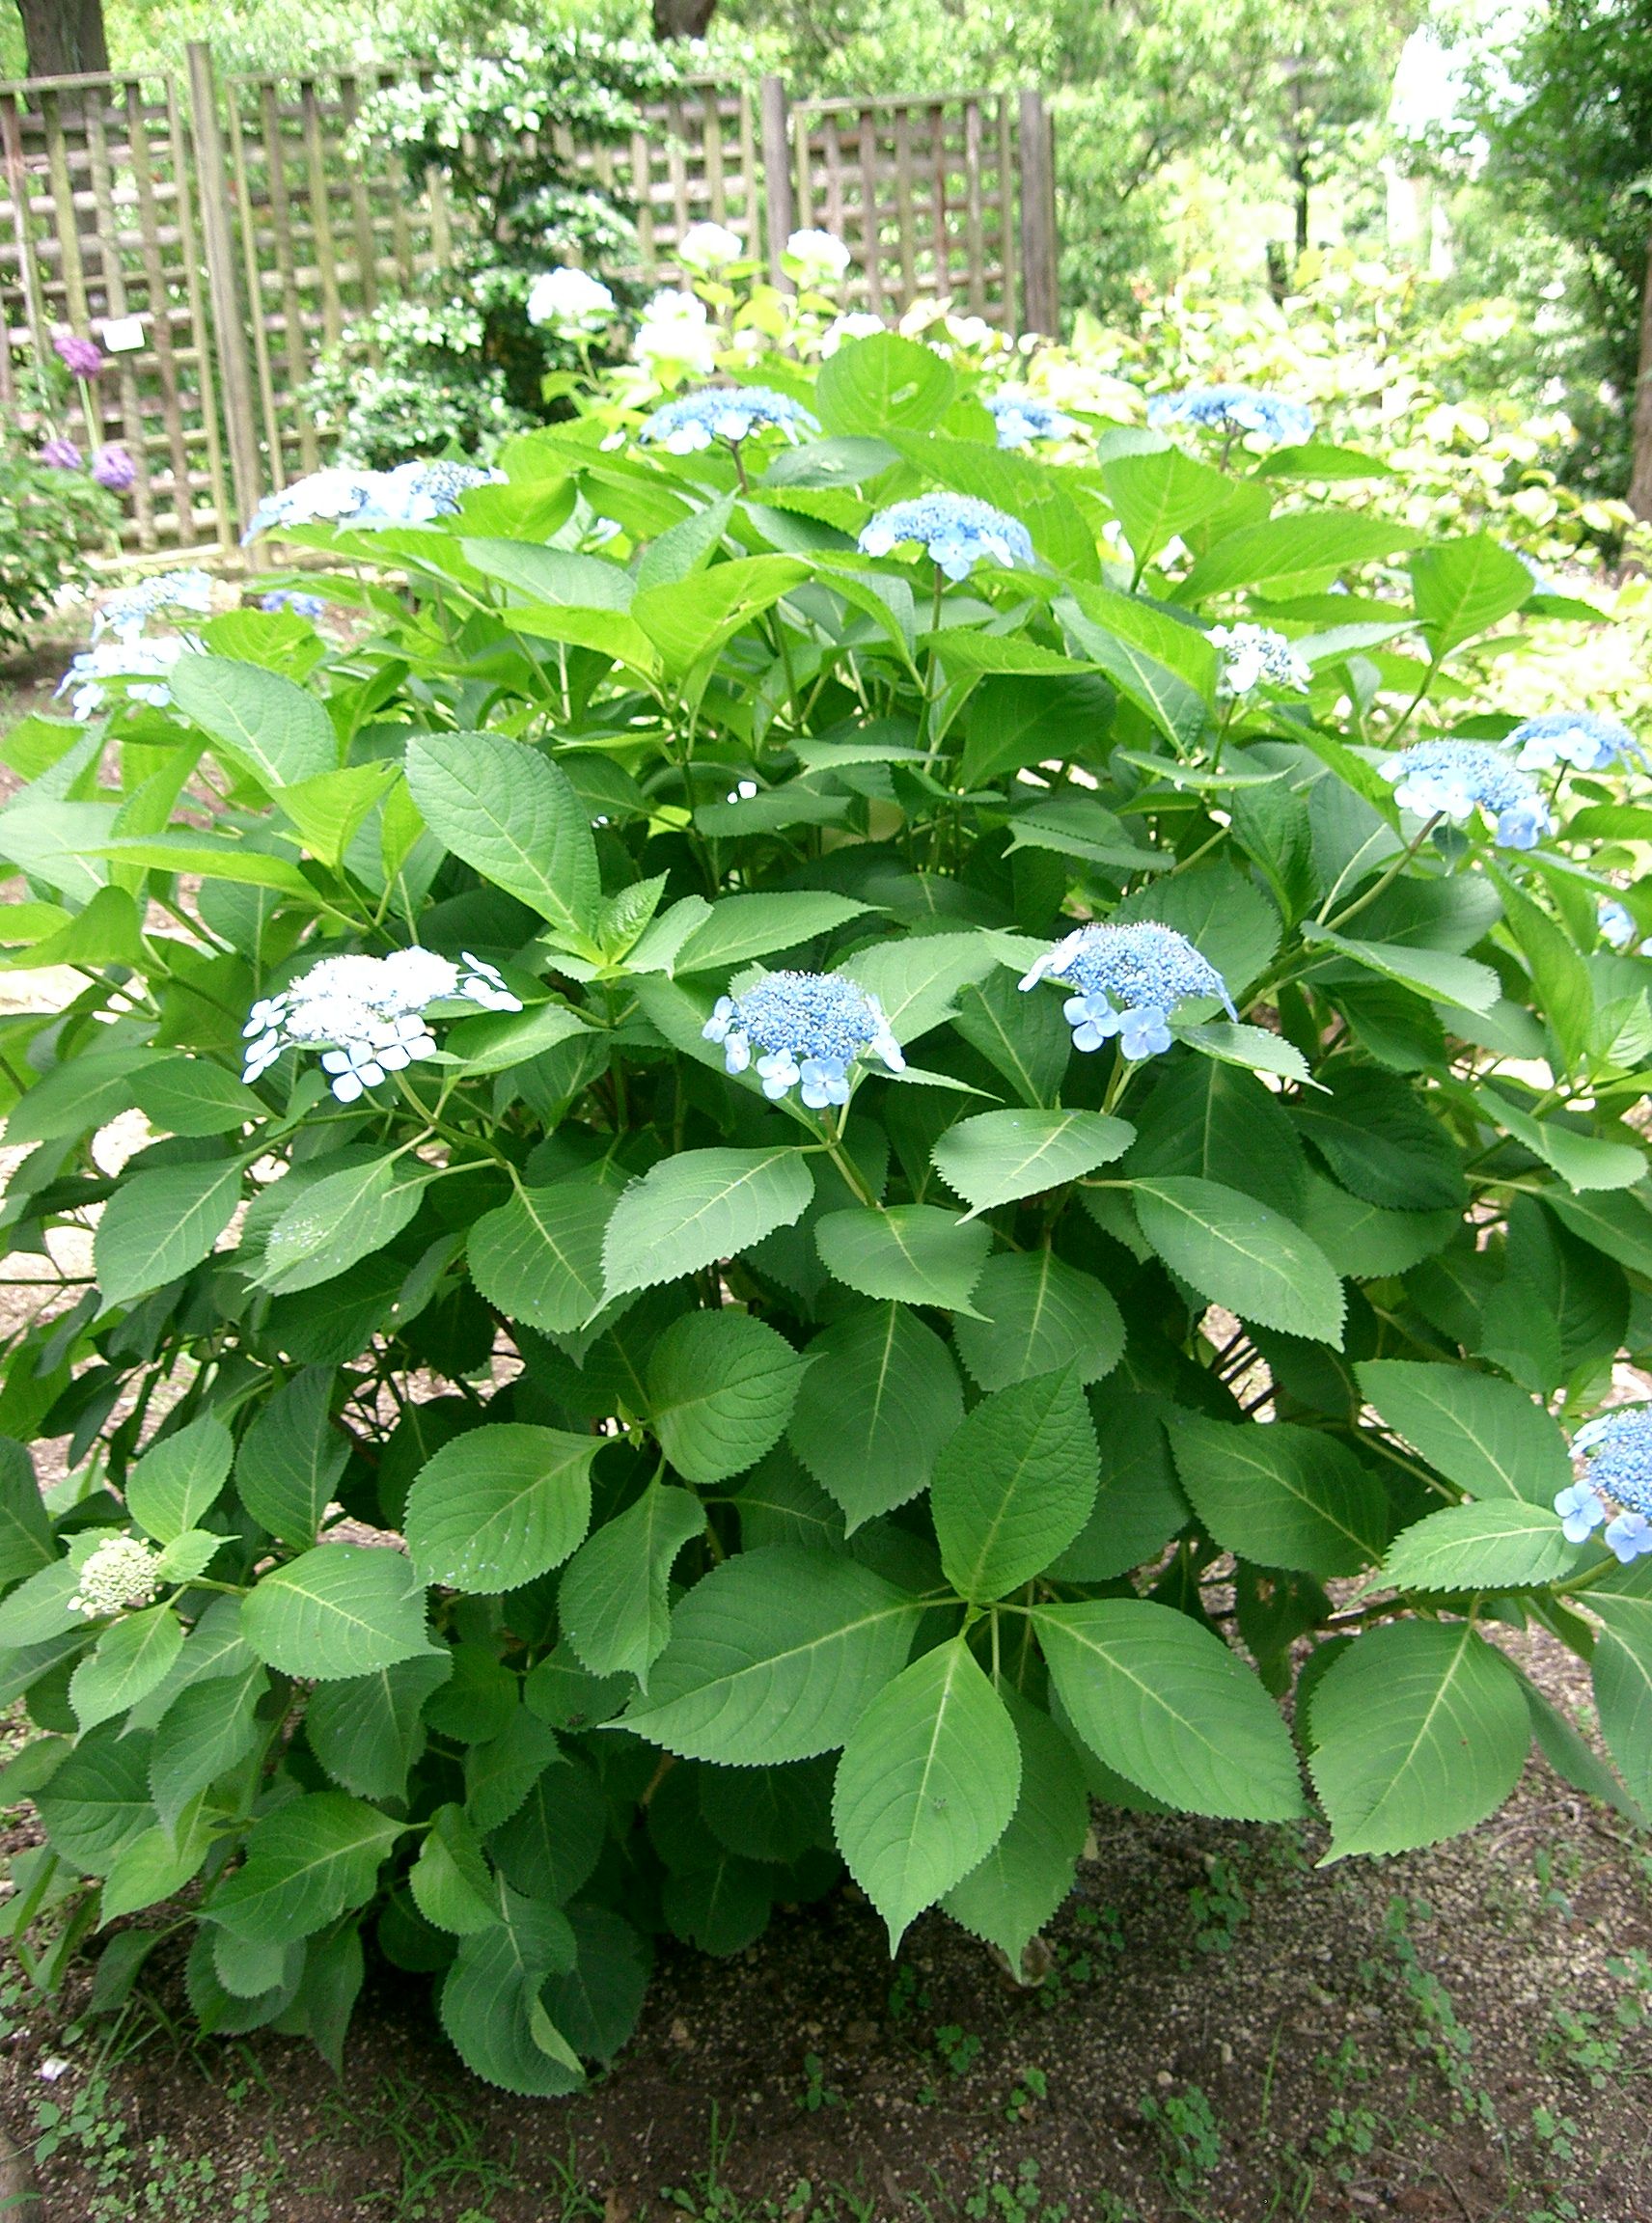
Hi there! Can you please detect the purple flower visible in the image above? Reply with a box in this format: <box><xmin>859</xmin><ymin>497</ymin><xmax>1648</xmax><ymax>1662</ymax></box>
<box><xmin>91</xmin><ymin>444</ymin><xmax>136</xmax><ymax>492</ymax></box>
<box><xmin>39</xmin><ymin>436</ymin><xmax>82</xmax><ymax>470</ymax></box>
<box><xmin>53</xmin><ymin>331</ymin><xmax>104</xmax><ymax>379</ymax></box>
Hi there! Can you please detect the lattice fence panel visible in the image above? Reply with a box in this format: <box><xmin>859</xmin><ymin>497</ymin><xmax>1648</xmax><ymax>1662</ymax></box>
<box><xmin>789</xmin><ymin>93</ymin><xmax>1020</xmax><ymax>324</ymax></box>
<box><xmin>0</xmin><ymin>72</ymin><xmax>233</xmax><ymax>554</ymax></box>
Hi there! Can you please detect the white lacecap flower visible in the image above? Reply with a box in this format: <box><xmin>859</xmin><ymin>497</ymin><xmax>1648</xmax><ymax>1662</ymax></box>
<box><xmin>633</xmin><ymin>288</ymin><xmax>718</xmax><ymax>376</ymax></box>
<box><xmin>702</xmin><ymin>970</ymin><xmax>904</xmax><ymax>1109</ymax></box>
<box><xmin>242</xmin><ymin>945</ymin><xmax>524</xmax><ymax>1102</ymax></box>
<box><xmin>526</xmin><ymin>266</ymin><xmax>617</xmax><ymax>335</ymax></box>
<box><xmin>677</xmin><ymin>221</ymin><xmax>746</xmax><ymax>272</ymax></box>
<box><xmin>821</xmin><ymin>313</ymin><xmax>885</xmax><ymax>356</ymax></box>
<box><xmin>56</xmin><ymin>634</ymin><xmax>197</xmax><ymax>721</ymax></box>
<box><xmin>69</xmin><ymin>1536</ymin><xmax>165</xmax><ymax>1619</ymax></box>
<box><xmin>93</xmin><ymin>568</ymin><xmax>215</xmax><ymax>642</ymax></box>
<box><xmin>784</xmin><ymin>228</ymin><xmax>852</xmax><ymax>284</ymax></box>
<box><xmin>1208</xmin><ymin>622</ymin><xmax>1311</xmax><ymax>698</ymax></box>
<box><xmin>1506</xmin><ymin>710</ymin><xmax>1641</xmax><ymax>774</ymax></box>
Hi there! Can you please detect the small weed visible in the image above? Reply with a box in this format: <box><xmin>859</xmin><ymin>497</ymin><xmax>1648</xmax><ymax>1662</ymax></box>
<box><xmin>1540</xmin><ymin>2004</ymin><xmax>1622</xmax><ymax>2089</ymax></box>
<box><xmin>961</xmin><ymin>2157</ymin><xmax>1069</xmax><ymax>2221</ymax></box>
<box><xmin>33</xmin><ymin>2066</ymin><xmax>278</xmax><ymax>2223</ymax></box>
<box><xmin>1187</xmin><ymin>1855</ymin><xmax>1248</xmax><ymax>1956</ymax></box>
<box><xmin>933</xmin><ymin>2023</ymin><xmax>982</xmax><ymax>2078</ymax></box>
<box><xmin>1529</xmin><ymin>2102</ymin><xmax>1580</xmax><ymax>2165</ymax></box>
<box><xmin>1003</xmin><ymin>2065</ymin><xmax>1047</xmax><ymax>2122</ymax></box>
<box><xmin>797</xmin><ymin>2052</ymin><xmax>844</xmax><ymax>2113</ymax></box>
<box><xmin>1376</xmin><ymin>1897</ymin><xmax>1498</xmax><ymax>2128</ymax></box>
<box><xmin>318</xmin><ymin>2070</ymin><xmax>520</xmax><ymax>2220</ymax></box>
<box><xmin>1141</xmin><ymin>2083</ymin><xmax>1223</xmax><ymax>2201</ymax></box>
<box><xmin>1532</xmin><ymin>1845</ymin><xmax>1582</xmax><ymax>1918</ymax></box>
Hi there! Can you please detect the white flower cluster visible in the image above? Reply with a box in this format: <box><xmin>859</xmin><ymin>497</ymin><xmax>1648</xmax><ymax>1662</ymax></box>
<box><xmin>92</xmin><ymin>568</ymin><xmax>215</xmax><ymax>642</ymax></box>
<box><xmin>633</xmin><ymin>288</ymin><xmax>718</xmax><ymax>377</ymax></box>
<box><xmin>783</xmin><ymin>228</ymin><xmax>852</xmax><ymax>287</ymax></box>
<box><xmin>1209</xmin><ymin>622</ymin><xmax>1311</xmax><ymax>698</ymax></box>
<box><xmin>527</xmin><ymin>266</ymin><xmax>617</xmax><ymax>335</ymax></box>
<box><xmin>69</xmin><ymin>1536</ymin><xmax>164</xmax><ymax>1619</ymax></box>
<box><xmin>678</xmin><ymin>221</ymin><xmax>747</xmax><ymax>272</ymax></box>
<box><xmin>56</xmin><ymin>634</ymin><xmax>199</xmax><ymax>722</ymax></box>
<box><xmin>243</xmin><ymin>947</ymin><xmax>523</xmax><ymax>1103</ymax></box>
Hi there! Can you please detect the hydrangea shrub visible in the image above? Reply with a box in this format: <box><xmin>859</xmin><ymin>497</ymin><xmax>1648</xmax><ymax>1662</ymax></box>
<box><xmin>3</xmin><ymin>328</ymin><xmax>1651</xmax><ymax>2092</ymax></box>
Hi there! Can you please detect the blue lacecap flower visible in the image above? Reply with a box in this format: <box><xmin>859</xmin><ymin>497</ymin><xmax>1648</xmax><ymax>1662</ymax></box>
<box><xmin>1557</xmin><ymin>1407</ymin><xmax>1652</xmax><ymax>1562</ymax></box>
<box><xmin>640</xmin><ymin>385</ymin><xmax>819</xmax><ymax>453</ymax></box>
<box><xmin>261</xmin><ymin>589</ymin><xmax>326</xmax><ymax>619</ymax></box>
<box><xmin>1508</xmin><ymin>709</ymin><xmax>1642</xmax><ymax>774</ymax></box>
<box><xmin>702</xmin><ymin>970</ymin><xmax>904</xmax><ymax>1108</ymax></box>
<box><xmin>858</xmin><ymin>494</ymin><xmax>1034</xmax><ymax>582</ymax></box>
<box><xmin>1146</xmin><ymin>385</ymin><xmax>1314</xmax><ymax>447</ymax></box>
<box><xmin>986</xmin><ymin>391</ymin><xmax>1076</xmax><ymax>450</ymax></box>
<box><xmin>1019</xmin><ymin>921</ymin><xmax>1235</xmax><ymax>1060</ymax></box>
<box><xmin>1599</xmin><ymin>897</ymin><xmax>1639</xmax><ymax>950</ymax></box>
<box><xmin>243</xmin><ymin>459</ymin><xmax>502</xmax><ymax>542</ymax></box>
<box><xmin>1380</xmin><ymin>740</ymin><xmax>1553</xmax><ymax>850</ymax></box>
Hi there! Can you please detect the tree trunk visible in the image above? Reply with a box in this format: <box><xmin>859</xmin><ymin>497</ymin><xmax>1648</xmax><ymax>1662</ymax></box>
<box><xmin>650</xmin><ymin>0</ymin><xmax>718</xmax><ymax>37</ymax></box>
<box><xmin>1629</xmin><ymin>225</ymin><xmax>1652</xmax><ymax>523</ymax></box>
<box><xmin>14</xmin><ymin>0</ymin><xmax>110</xmax><ymax>77</ymax></box>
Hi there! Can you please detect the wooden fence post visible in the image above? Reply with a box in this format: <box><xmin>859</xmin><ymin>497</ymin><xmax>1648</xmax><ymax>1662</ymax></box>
<box><xmin>1017</xmin><ymin>87</ymin><xmax>1059</xmax><ymax>337</ymax></box>
<box><xmin>758</xmin><ymin>74</ymin><xmax>793</xmax><ymax>287</ymax></box>
<box><xmin>184</xmin><ymin>41</ymin><xmax>264</xmax><ymax>557</ymax></box>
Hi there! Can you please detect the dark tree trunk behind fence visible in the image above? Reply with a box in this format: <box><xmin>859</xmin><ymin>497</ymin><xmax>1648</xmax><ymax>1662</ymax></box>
<box><xmin>1630</xmin><ymin>228</ymin><xmax>1652</xmax><ymax>522</ymax></box>
<box><xmin>14</xmin><ymin>0</ymin><xmax>108</xmax><ymax>79</ymax></box>
<box><xmin>651</xmin><ymin>0</ymin><xmax>719</xmax><ymax>37</ymax></box>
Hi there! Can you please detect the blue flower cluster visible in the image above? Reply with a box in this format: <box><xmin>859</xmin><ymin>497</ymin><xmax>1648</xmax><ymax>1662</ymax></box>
<box><xmin>986</xmin><ymin>391</ymin><xmax>1077</xmax><ymax>450</ymax></box>
<box><xmin>858</xmin><ymin>494</ymin><xmax>1034</xmax><ymax>581</ymax></box>
<box><xmin>243</xmin><ymin>460</ymin><xmax>503</xmax><ymax>542</ymax></box>
<box><xmin>1507</xmin><ymin>709</ymin><xmax>1641</xmax><ymax>773</ymax></box>
<box><xmin>1019</xmin><ymin>921</ymin><xmax>1236</xmax><ymax>1059</ymax></box>
<box><xmin>1599</xmin><ymin>897</ymin><xmax>1641</xmax><ymax>950</ymax></box>
<box><xmin>1556</xmin><ymin>1407</ymin><xmax>1652</xmax><ymax>1563</ymax></box>
<box><xmin>702</xmin><ymin>970</ymin><xmax>905</xmax><ymax>1108</ymax></box>
<box><xmin>1380</xmin><ymin>741</ymin><xmax>1553</xmax><ymax>850</ymax></box>
<box><xmin>1146</xmin><ymin>385</ymin><xmax>1314</xmax><ymax>447</ymax></box>
<box><xmin>92</xmin><ymin>568</ymin><xmax>214</xmax><ymax>642</ymax></box>
<box><xmin>640</xmin><ymin>386</ymin><xmax>820</xmax><ymax>454</ymax></box>
<box><xmin>261</xmin><ymin>589</ymin><xmax>327</xmax><ymax>619</ymax></box>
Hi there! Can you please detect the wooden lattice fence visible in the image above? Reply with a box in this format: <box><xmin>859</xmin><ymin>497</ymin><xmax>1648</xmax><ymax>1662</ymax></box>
<box><xmin>0</xmin><ymin>46</ymin><xmax>1057</xmax><ymax>562</ymax></box>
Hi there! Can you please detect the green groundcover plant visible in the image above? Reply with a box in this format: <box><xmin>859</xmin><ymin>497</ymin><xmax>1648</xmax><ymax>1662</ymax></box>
<box><xmin>2</xmin><ymin>334</ymin><xmax>1652</xmax><ymax>2094</ymax></box>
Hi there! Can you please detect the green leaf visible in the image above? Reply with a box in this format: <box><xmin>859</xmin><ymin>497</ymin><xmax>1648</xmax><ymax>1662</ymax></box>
<box><xmin>404</xmin><ymin>730</ymin><xmax>600</xmax><ymax>952</ymax></box>
<box><xmin>1356</xmin><ymin>1360</ymin><xmax>1570</xmax><ymax>1506</ymax></box>
<box><xmin>932</xmin><ymin>1109</ymin><xmax>1134</xmax><ymax>1219</ymax></box>
<box><xmin>951</xmin><ymin>1249</ymin><xmax>1124</xmax><ymax>1392</ymax></box>
<box><xmin>632</xmin><ymin>556</ymin><xmax>810</xmax><ymax>678</ymax></box>
<box><xmin>100</xmin><ymin>1805</ymin><xmax>214</xmax><ymax>1924</ymax></box>
<box><xmin>210</xmin><ymin>1792</ymin><xmax>402</xmax><ymax>1947</ymax></box>
<box><xmin>672</xmin><ymin>892</ymin><xmax>871</xmax><ymax>974</ymax></box>
<box><xmin>1382</xmin><ymin>1501</ymin><xmax>1584</xmax><ymax>1593</ymax></box>
<box><xmin>1035</xmin><ymin>1599</ymin><xmax>1304</xmax><ymax>1821</ymax></box>
<box><xmin>125</xmin><ymin>1413</ymin><xmax>233</xmax><ymax>1545</ymax></box>
<box><xmin>464</xmin><ymin>1705</ymin><xmax>563</xmax><ymax>1834</ymax></box>
<box><xmin>0</xmin><ymin>1439</ymin><xmax>55</xmax><ymax>1587</ymax></box>
<box><xmin>258</xmin><ymin>1156</ymin><xmax>432</xmax><ymax>1297</ymax></box>
<box><xmin>1049</xmin><ymin>1391</ymin><xmax>1190</xmax><ymax>1581</ymax></box>
<box><xmin>789</xmin><ymin>1303</ymin><xmax>963</xmax><ymax>1527</ymax></box>
<box><xmin>1545</xmin><ymin>1184</ymin><xmax>1652</xmax><ymax>1278</ymax></box>
<box><xmin>602</xmin><ymin>1147</ymin><xmax>813</xmax><ymax>1303</ymax></box>
<box><xmin>1102</xmin><ymin>446</ymin><xmax>1237</xmax><ymax>570</ymax></box>
<box><xmin>815</xmin><ymin>1205</ymin><xmax>992</xmax><ymax>1314</ymax></box>
<box><xmin>838</xmin><ymin>934</ymin><xmax>999</xmax><ymax>1046</ymax></box>
<box><xmin>131</xmin><ymin>1057</ymin><xmax>264</xmax><ymax>1138</ymax></box>
<box><xmin>816</xmin><ymin>332</ymin><xmax>956</xmax><ymax>438</ymax></box>
<box><xmin>1169</xmin><ymin>1417</ymin><xmax>1389</xmax><ymax>1579</ymax></box>
<box><xmin>151</xmin><ymin>1662</ymin><xmax>266</xmax><ymax>1829</ymax></box>
<box><xmin>489</xmin><ymin>1750</ymin><xmax>608</xmax><ymax>1905</ymax></box>
<box><xmin>242</xmin><ymin>1545</ymin><xmax>433</xmax><ymax>1680</ymax></box>
<box><xmin>1298</xmin><ymin>1176</ymin><xmax>1456</xmax><ymax>1280</ymax></box>
<box><xmin>467</xmin><ymin>1179</ymin><xmax>614</xmax><ymax>1335</ymax></box>
<box><xmin>442</xmin><ymin>1002</ymin><xmax>590</xmax><ymax>1075</ymax></box>
<box><xmin>950</xmin><ymin>968</ymin><xmax>1072</xmax><ymax>1109</ymax></box>
<box><xmin>832</xmin><ymin>1637</ymin><xmax>1019</xmax><ymax>1947</ymax></box>
<box><xmin>1589</xmin><ymin>1595</ymin><xmax>1652</xmax><ymax>1816</ymax></box>
<box><xmin>306</xmin><ymin>1654</ymin><xmax>452</xmax><ymax>1801</ymax></box>
<box><xmin>1308</xmin><ymin>1620</ymin><xmax>1529</xmax><ymax>1859</ymax></box>
<box><xmin>622</xmin><ymin>1546</ymin><xmax>921</xmax><ymax>1766</ymax></box>
<box><xmin>932</xmin><ymin>1370</ymin><xmax>1098</xmax><ymax>1602</ymax></box>
<box><xmin>1179</xmin><ymin>512</ymin><xmax>1423</xmax><ymax>601</ymax></box>
<box><xmin>1477</xmin><ymin>1084</ymin><xmax>1646</xmax><ymax>1194</ymax></box>
<box><xmin>235</xmin><ymin>1369</ymin><xmax>346</xmax><ymax>1548</ymax></box>
<box><xmin>1293</xmin><ymin>1067</ymin><xmax>1465</xmax><ymax>1212</ymax></box>
<box><xmin>1408</xmin><ymin>533</ymin><xmax>1532</xmax><ymax>657</ymax></box>
<box><xmin>1055</xmin><ymin>591</ymin><xmax>1210</xmax><ymax>751</ymax></box>
<box><xmin>410</xmin><ymin>1802</ymin><xmax>498</xmax><ymax>1936</ymax></box>
<box><xmin>543</xmin><ymin>1905</ymin><xmax>648</xmax><ymax>2065</ymax></box>
<box><xmin>69</xmin><ymin>1606</ymin><xmax>183</xmax><ymax>1731</ymax></box>
<box><xmin>1130</xmin><ymin>1176</ymin><xmax>1345</xmax><ymax>1345</ymax></box>
<box><xmin>4</xmin><ymin>1045</ymin><xmax>154</xmax><ymax>1145</ymax></box>
<box><xmin>439</xmin><ymin>1886</ymin><xmax>581</xmax><ymax>2098</ymax></box>
<box><xmin>94</xmin><ymin>1160</ymin><xmax>241</xmax><ymax>1307</ymax></box>
<box><xmin>36</xmin><ymin>1723</ymin><xmax>156</xmax><ymax>1875</ymax></box>
<box><xmin>405</xmin><ymin>1424</ymin><xmax>596</xmax><ymax>1593</ymax></box>
<box><xmin>559</xmin><ymin>1481</ymin><xmax>704</xmax><ymax>1688</ymax></box>
<box><xmin>646</xmin><ymin>1311</ymin><xmax>806</xmax><ymax>1485</ymax></box>
<box><xmin>942</xmin><ymin>1690</ymin><xmax>1090</xmax><ymax>1966</ymax></box>
<box><xmin>1301</xmin><ymin>923</ymin><xmax>1500</xmax><ymax>1013</ymax></box>
<box><xmin>169</xmin><ymin>656</ymin><xmax>337</xmax><ymax>790</ymax></box>
<box><xmin>1124</xmin><ymin>1056</ymin><xmax>1306</xmax><ymax>1220</ymax></box>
